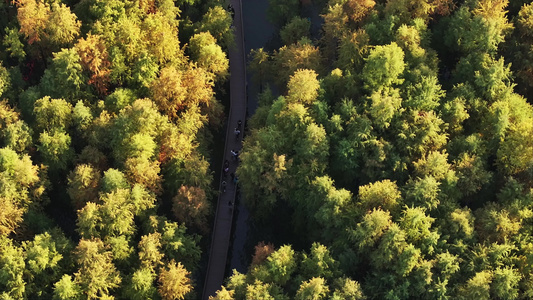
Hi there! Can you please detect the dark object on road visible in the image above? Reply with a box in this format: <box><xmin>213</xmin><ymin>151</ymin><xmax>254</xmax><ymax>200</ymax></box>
<box><xmin>228</xmin><ymin>4</ymin><xmax>235</xmax><ymax>20</ymax></box>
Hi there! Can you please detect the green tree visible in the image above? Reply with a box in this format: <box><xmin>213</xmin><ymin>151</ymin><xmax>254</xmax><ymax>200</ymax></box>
<box><xmin>404</xmin><ymin>176</ymin><xmax>441</xmax><ymax>210</ymax></box>
<box><xmin>368</xmin><ymin>87</ymin><xmax>402</xmax><ymax>129</ymax></box>
<box><xmin>352</xmin><ymin>208</ymin><xmax>392</xmax><ymax>250</ymax></box>
<box><xmin>33</xmin><ymin>96</ymin><xmax>72</xmax><ymax>132</ymax></box>
<box><xmin>266</xmin><ymin>0</ymin><xmax>299</xmax><ymax>26</ymax></box>
<box><xmin>105</xmin><ymin>88</ymin><xmax>136</xmax><ymax>112</ymax></box>
<box><xmin>210</xmin><ymin>286</ymin><xmax>235</xmax><ymax>300</ymax></box>
<box><xmin>445</xmin><ymin>0</ymin><xmax>512</xmax><ymax>55</ymax></box>
<box><xmin>252</xmin><ymin>245</ymin><xmax>297</xmax><ymax>286</ymax></box>
<box><xmin>308</xmin><ymin>176</ymin><xmax>352</xmax><ymax>241</ymax></box>
<box><xmin>495</xmin><ymin>96</ymin><xmax>533</xmax><ymax>175</ymax></box>
<box><xmin>2</xmin><ymin>120</ymin><xmax>33</xmax><ymax>153</ymax></box>
<box><xmin>399</xmin><ymin>207</ymin><xmax>439</xmax><ymax>254</ymax></box>
<box><xmin>248</xmin><ymin>48</ymin><xmax>270</xmax><ymax>91</ymax></box>
<box><xmin>77</xmin><ymin>188</ymin><xmax>135</xmax><ymax>238</ymax></box>
<box><xmin>67</xmin><ymin>164</ymin><xmax>101</xmax><ymax>210</ymax></box>
<box><xmin>196</xmin><ymin>6</ymin><xmax>234</xmax><ymax>49</ymax></box>
<box><xmin>491</xmin><ymin>267</ymin><xmax>521</xmax><ymax>300</ymax></box>
<box><xmin>24</xmin><ymin>230</ymin><xmax>73</xmax><ymax>299</ymax></box>
<box><xmin>245</xmin><ymin>280</ymin><xmax>278</xmax><ymax>300</ymax></box>
<box><xmin>453</xmin><ymin>153</ymin><xmax>491</xmax><ymax>197</ymax></box>
<box><xmin>362</xmin><ymin>42</ymin><xmax>405</xmax><ymax>91</ymax></box>
<box><xmin>0</xmin><ymin>148</ymin><xmax>41</xmax><ymax>235</ymax></box>
<box><xmin>336</xmin><ymin>31</ymin><xmax>370</xmax><ymax>73</ymax></box>
<box><xmin>329</xmin><ymin>100</ymin><xmax>389</xmax><ymax>184</ymax></box>
<box><xmin>101</xmin><ymin>168</ymin><xmax>129</xmax><ymax>193</ymax></box>
<box><xmin>53</xmin><ymin>275</ymin><xmax>82</xmax><ymax>300</ymax></box>
<box><xmin>146</xmin><ymin>216</ymin><xmax>202</xmax><ymax>271</ymax></box>
<box><xmin>46</xmin><ymin>2</ymin><xmax>82</xmax><ymax>47</ymax></box>
<box><xmin>38</xmin><ymin>130</ymin><xmax>74</xmax><ymax>171</ymax></box>
<box><xmin>0</xmin><ymin>65</ymin><xmax>9</xmax><ymax>99</ymax></box>
<box><xmin>457</xmin><ymin>270</ymin><xmax>493</xmax><ymax>300</ymax></box>
<box><xmin>188</xmin><ymin>32</ymin><xmax>229</xmax><ymax>79</ymax></box>
<box><xmin>441</xmin><ymin>96</ymin><xmax>470</xmax><ymax>135</ymax></box>
<box><xmin>0</xmin><ymin>235</ymin><xmax>26</xmax><ymax>299</ymax></box>
<box><xmin>403</xmin><ymin>75</ymin><xmax>444</xmax><ymax>111</ymax></box>
<box><xmin>330</xmin><ymin>278</ymin><xmax>365</xmax><ymax>300</ymax></box>
<box><xmin>72</xmin><ymin>101</ymin><xmax>93</xmax><ymax>135</ymax></box>
<box><xmin>39</xmin><ymin>48</ymin><xmax>89</xmax><ymax>101</ymax></box>
<box><xmin>300</xmin><ymin>243</ymin><xmax>339</xmax><ymax>280</ymax></box>
<box><xmin>3</xmin><ymin>28</ymin><xmax>26</xmax><ymax>62</ymax></box>
<box><xmin>123</xmin><ymin>267</ymin><xmax>157</xmax><ymax>300</ymax></box>
<box><xmin>357</xmin><ymin>180</ymin><xmax>402</xmax><ymax>214</ymax></box>
<box><xmin>394</xmin><ymin>110</ymin><xmax>448</xmax><ymax>161</ymax></box>
<box><xmin>280</xmin><ymin>17</ymin><xmax>311</xmax><ymax>45</ymax></box>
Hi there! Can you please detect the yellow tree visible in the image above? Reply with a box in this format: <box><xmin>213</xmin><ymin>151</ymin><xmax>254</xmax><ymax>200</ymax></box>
<box><xmin>0</xmin><ymin>148</ymin><xmax>41</xmax><ymax>235</ymax></box>
<box><xmin>158</xmin><ymin>260</ymin><xmax>192</xmax><ymax>300</ymax></box>
<box><xmin>343</xmin><ymin>0</ymin><xmax>375</xmax><ymax>25</ymax></box>
<box><xmin>273</xmin><ymin>41</ymin><xmax>323</xmax><ymax>88</ymax></box>
<box><xmin>73</xmin><ymin>238</ymin><xmax>121</xmax><ymax>299</ymax></box>
<box><xmin>142</xmin><ymin>13</ymin><xmax>183</xmax><ymax>65</ymax></box>
<box><xmin>17</xmin><ymin>0</ymin><xmax>80</xmax><ymax>49</ymax></box>
<box><xmin>150</xmin><ymin>66</ymin><xmax>187</xmax><ymax>119</ymax></box>
<box><xmin>76</xmin><ymin>34</ymin><xmax>111</xmax><ymax>96</ymax></box>
<box><xmin>286</xmin><ymin>69</ymin><xmax>320</xmax><ymax>105</ymax></box>
<box><xmin>17</xmin><ymin>0</ymin><xmax>50</xmax><ymax>45</ymax></box>
<box><xmin>171</xmin><ymin>185</ymin><xmax>211</xmax><ymax>233</ymax></box>
<box><xmin>295</xmin><ymin>277</ymin><xmax>330</xmax><ymax>300</ymax></box>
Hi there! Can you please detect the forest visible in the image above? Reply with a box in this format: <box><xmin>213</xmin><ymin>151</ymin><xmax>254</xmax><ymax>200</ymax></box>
<box><xmin>214</xmin><ymin>0</ymin><xmax>533</xmax><ymax>299</ymax></box>
<box><xmin>0</xmin><ymin>0</ymin><xmax>232</xmax><ymax>298</ymax></box>
<box><xmin>2</xmin><ymin>0</ymin><xmax>533</xmax><ymax>299</ymax></box>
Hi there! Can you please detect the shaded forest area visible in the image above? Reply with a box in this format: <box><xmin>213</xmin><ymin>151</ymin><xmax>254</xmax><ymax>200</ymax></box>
<box><xmin>0</xmin><ymin>0</ymin><xmax>233</xmax><ymax>298</ymax></box>
<box><xmin>213</xmin><ymin>0</ymin><xmax>533</xmax><ymax>299</ymax></box>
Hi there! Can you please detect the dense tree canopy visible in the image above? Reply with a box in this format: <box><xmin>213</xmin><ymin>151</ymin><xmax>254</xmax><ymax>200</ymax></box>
<box><xmin>0</xmin><ymin>0</ymin><xmax>229</xmax><ymax>297</ymax></box>
<box><xmin>215</xmin><ymin>0</ymin><xmax>533</xmax><ymax>299</ymax></box>
<box><xmin>5</xmin><ymin>0</ymin><xmax>533</xmax><ymax>298</ymax></box>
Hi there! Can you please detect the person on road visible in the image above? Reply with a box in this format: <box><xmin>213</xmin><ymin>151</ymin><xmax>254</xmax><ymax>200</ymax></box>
<box><xmin>231</xmin><ymin>149</ymin><xmax>239</xmax><ymax>160</ymax></box>
<box><xmin>228</xmin><ymin>4</ymin><xmax>235</xmax><ymax>20</ymax></box>
<box><xmin>223</xmin><ymin>160</ymin><xmax>229</xmax><ymax>176</ymax></box>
